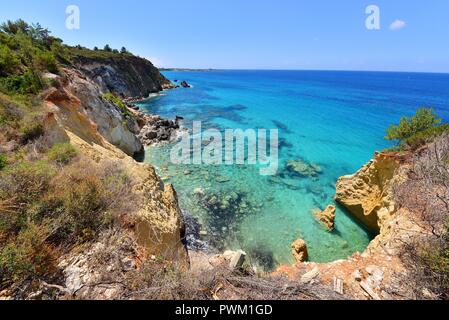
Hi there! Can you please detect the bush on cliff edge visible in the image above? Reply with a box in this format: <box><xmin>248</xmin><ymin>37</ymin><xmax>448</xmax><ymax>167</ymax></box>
<box><xmin>386</xmin><ymin>108</ymin><xmax>448</xmax><ymax>150</ymax></box>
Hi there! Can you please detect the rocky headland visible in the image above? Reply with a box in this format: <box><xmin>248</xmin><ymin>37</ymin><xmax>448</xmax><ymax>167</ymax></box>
<box><xmin>275</xmin><ymin>145</ymin><xmax>448</xmax><ymax>300</ymax></box>
<box><xmin>72</xmin><ymin>53</ymin><xmax>175</xmax><ymax>98</ymax></box>
<box><xmin>1</xmin><ymin>55</ymin><xmax>191</xmax><ymax>299</ymax></box>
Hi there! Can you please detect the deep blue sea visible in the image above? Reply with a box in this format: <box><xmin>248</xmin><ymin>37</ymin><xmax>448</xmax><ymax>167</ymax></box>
<box><xmin>139</xmin><ymin>70</ymin><xmax>449</xmax><ymax>268</ymax></box>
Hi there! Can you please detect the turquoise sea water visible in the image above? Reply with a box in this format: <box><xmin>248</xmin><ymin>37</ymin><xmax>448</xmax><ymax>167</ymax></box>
<box><xmin>139</xmin><ymin>70</ymin><xmax>449</xmax><ymax>269</ymax></box>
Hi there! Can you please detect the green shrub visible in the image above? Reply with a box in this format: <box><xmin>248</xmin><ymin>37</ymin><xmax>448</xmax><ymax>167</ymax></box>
<box><xmin>0</xmin><ymin>45</ymin><xmax>21</xmax><ymax>76</ymax></box>
<box><xmin>20</xmin><ymin>120</ymin><xmax>44</xmax><ymax>142</ymax></box>
<box><xmin>101</xmin><ymin>92</ymin><xmax>132</xmax><ymax>118</ymax></box>
<box><xmin>0</xmin><ymin>160</ymin><xmax>55</xmax><ymax>214</ymax></box>
<box><xmin>0</xmin><ymin>222</ymin><xmax>56</xmax><ymax>284</ymax></box>
<box><xmin>50</xmin><ymin>41</ymin><xmax>71</xmax><ymax>65</ymax></box>
<box><xmin>403</xmin><ymin>124</ymin><xmax>449</xmax><ymax>150</ymax></box>
<box><xmin>35</xmin><ymin>50</ymin><xmax>58</xmax><ymax>73</ymax></box>
<box><xmin>0</xmin><ymin>70</ymin><xmax>44</xmax><ymax>94</ymax></box>
<box><xmin>386</xmin><ymin>108</ymin><xmax>442</xmax><ymax>144</ymax></box>
<box><xmin>0</xmin><ymin>154</ymin><xmax>7</xmax><ymax>170</ymax></box>
<box><xmin>59</xmin><ymin>177</ymin><xmax>108</xmax><ymax>242</ymax></box>
<box><xmin>47</xmin><ymin>142</ymin><xmax>77</xmax><ymax>164</ymax></box>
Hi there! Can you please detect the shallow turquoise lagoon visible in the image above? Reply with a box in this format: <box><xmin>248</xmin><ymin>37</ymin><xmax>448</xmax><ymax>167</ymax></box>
<box><xmin>139</xmin><ymin>70</ymin><xmax>449</xmax><ymax>268</ymax></box>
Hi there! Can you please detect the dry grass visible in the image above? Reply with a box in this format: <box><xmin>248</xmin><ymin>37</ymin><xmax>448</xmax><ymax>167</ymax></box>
<box><xmin>394</xmin><ymin>133</ymin><xmax>449</xmax><ymax>299</ymax></box>
<box><xmin>0</xmin><ymin>155</ymin><xmax>139</xmax><ymax>291</ymax></box>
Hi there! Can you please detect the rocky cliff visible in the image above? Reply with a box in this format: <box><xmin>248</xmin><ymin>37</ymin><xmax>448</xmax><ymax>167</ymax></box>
<box><xmin>43</xmin><ymin>69</ymin><xmax>143</xmax><ymax>156</ymax></box>
<box><xmin>41</xmin><ymin>51</ymin><xmax>176</xmax><ymax>156</ymax></box>
<box><xmin>73</xmin><ymin>54</ymin><xmax>174</xmax><ymax>98</ymax></box>
<box><xmin>275</xmin><ymin>150</ymin><xmax>438</xmax><ymax>300</ymax></box>
<box><xmin>335</xmin><ymin>152</ymin><xmax>403</xmax><ymax>233</ymax></box>
<box><xmin>37</xmin><ymin>62</ymin><xmax>189</xmax><ymax>298</ymax></box>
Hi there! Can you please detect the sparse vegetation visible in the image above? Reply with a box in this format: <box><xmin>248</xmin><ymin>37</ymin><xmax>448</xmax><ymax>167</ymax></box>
<box><xmin>101</xmin><ymin>92</ymin><xmax>132</xmax><ymax>119</ymax></box>
<box><xmin>0</xmin><ymin>154</ymin><xmax>7</xmax><ymax>170</ymax></box>
<box><xmin>394</xmin><ymin>134</ymin><xmax>449</xmax><ymax>299</ymax></box>
<box><xmin>0</xmin><ymin>222</ymin><xmax>57</xmax><ymax>284</ymax></box>
<box><xmin>46</xmin><ymin>142</ymin><xmax>77</xmax><ymax>164</ymax></box>
<box><xmin>0</xmin><ymin>20</ymin><xmax>143</xmax><ymax>295</ymax></box>
<box><xmin>0</xmin><ymin>156</ymin><xmax>138</xmax><ymax>288</ymax></box>
<box><xmin>20</xmin><ymin>120</ymin><xmax>44</xmax><ymax>143</ymax></box>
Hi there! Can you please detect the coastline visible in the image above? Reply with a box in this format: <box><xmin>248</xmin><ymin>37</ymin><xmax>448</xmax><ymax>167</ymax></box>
<box><xmin>127</xmin><ymin>76</ymin><xmax>443</xmax><ymax>299</ymax></box>
<box><xmin>1</xmin><ymin>15</ymin><xmax>448</xmax><ymax>301</ymax></box>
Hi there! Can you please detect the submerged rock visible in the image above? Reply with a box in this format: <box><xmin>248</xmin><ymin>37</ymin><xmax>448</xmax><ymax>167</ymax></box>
<box><xmin>314</xmin><ymin>205</ymin><xmax>336</xmax><ymax>231</ymax></box>
<box><xmin>215</xmin><ymin>175</ymin><xmax>231</xmax><ymax>183</ymax></box>
<box><xmin>247</xmin><ymin>245</ymin><xmax>278</xmax><ymax>271</ymax></box>
<box><xmin>193</xmin><ymin>189</ymin><xmax>261</xmax><ymax>250</ymax></box>
<box><xmin>285</xmin><ymin>159</ymin><xmax>323</xmax><ymax>178</ymax></box>
<box><xmin>291</xmin><ymin>239</ymin><xmax>308</xmax><ymax>263</ymax></box>
<box><xmin>182</xmin><ymin>210</ymin><xmax>210</xmax><ymax>251</ymax></box>
<box><xmin>193</xmin><ymin>187</ymin><xmax>205</xmax><ymax>196</ymax></box>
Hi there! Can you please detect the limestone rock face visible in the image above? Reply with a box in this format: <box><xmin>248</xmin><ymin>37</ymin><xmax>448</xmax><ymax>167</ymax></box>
<box><xmin>73</xmin><ymin>54</ymin><xmax>174</xmax><ymax>98</ymax></box>
<box><xmin>335</xmin><ymin>153</ymin><xmax>400</xmax><ymax>233</ymax></box>
<box><xmin>223</xmin><ymin>250</ymin><xmax>247</xmax><ymax>270</ymax></box>
<box><xmin>291</xmin><ymin>239</ymin><xmax>308</xmax><ymax>263</ymax></box>
<box><xmin>66</xmin><ymin>131</ymin><xmax>189</xmax><ymax>267</ymax></box>
<box><xmin>314</xmin><ymin>205</ymin><xmax>336</xmax><ymax>231</ymax></box>
<box><xmin>43</xmin><ymin>70</ymin><xmax>189</xmax><ymax>269</ymax></box>
<box><xmin>41</xmin><ymin>112</ymin><xmax>70</xmax><ymax>146</ymax></box>
<box><xmin>135</xmin><ymin>177</ymin><xmax>188</xmax><ymax>267</ymax></box>
<box><xmin>42</xmin><ymin>69</ymin><xmax>142</xmax><ymax>156</ymax></box>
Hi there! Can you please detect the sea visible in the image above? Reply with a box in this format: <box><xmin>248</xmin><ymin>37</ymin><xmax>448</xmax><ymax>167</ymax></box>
<box><xmin>137</xmin><ymin>70</ymin><xmax>449</xmax><ymax>269</ymax></box>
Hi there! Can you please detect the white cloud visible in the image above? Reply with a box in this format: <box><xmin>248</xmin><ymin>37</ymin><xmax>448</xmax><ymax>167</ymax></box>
<box><xmin>390</xmin><ymin>19</ymin><xmax>406</xmax><ymax>31</ymax></box>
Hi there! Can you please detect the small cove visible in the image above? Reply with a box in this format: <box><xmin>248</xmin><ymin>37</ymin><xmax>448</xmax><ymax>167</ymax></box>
<box><xmin>139</xmin><ymin>70</ymin><xmax>449</xmax><ymax>269</ymax></box>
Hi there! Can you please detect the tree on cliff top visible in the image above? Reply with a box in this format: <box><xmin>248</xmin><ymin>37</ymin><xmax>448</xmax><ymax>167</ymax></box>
<box><xmin>386</xmin><ymin>108</ymin><xmax>444</xmax><ymax>148</ymax></box>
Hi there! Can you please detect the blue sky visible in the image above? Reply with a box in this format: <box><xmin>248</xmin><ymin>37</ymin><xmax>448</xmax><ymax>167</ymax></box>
<box><xmin>1</xmin><ymin>0</ymin><xmax>448</xmax><ymax>72</ymax></box>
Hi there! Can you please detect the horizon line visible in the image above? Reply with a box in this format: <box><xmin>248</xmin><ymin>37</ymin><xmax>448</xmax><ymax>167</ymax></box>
<box><xmin>158</xmin><ymin>67</ymin><xmax>449</xmax><ymax>75</ymax></box>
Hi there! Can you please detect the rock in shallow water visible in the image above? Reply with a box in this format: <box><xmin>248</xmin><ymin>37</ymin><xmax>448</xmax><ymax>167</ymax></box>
<box><xmin>137</xmin><ymin>114</ymin><xmax>183</xmax><ymax>146</ymax></box>
<box><xmin>291</xmin><ymin>239</ymin><xmax>308</xmax><ymax>263</ymax></box>
<box><xmin>314</xmin><ymin>205</ymin><xmax>336</xmax><ymax>231</ymax></box>
<box><xmin>285</xmin><ymin>159</ymin><xmax>323</xmax><ymax>178</ymax></box>
<box><xmin>180</xmin><ymin>81</ymin><xmax>191</xmax><ymax>88</ymax></box>
<box><xmin>193</xmin><ymin>188</ymin><xmax>262</xmax><ymax>250</ymax></box>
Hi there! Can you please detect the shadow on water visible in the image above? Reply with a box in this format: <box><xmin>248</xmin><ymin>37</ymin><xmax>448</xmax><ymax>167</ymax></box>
<box><xmin>272</xmin><ymin>119</ymin><xmax>293</xmax><ymax>134</ymax></box>
<box><xmin>335</xmin><ymin>202</ymin><xmax>377</xmax><ymax>240</ymax></box>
